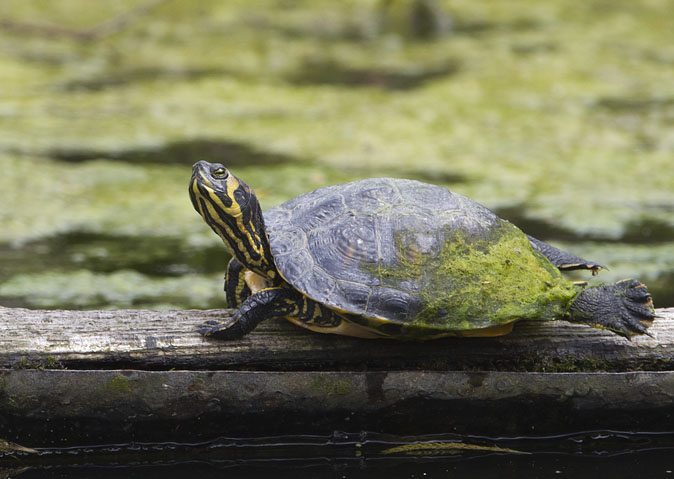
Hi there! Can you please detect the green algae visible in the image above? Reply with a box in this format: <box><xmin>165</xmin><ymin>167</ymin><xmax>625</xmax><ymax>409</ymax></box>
<box><xmin>0</xmin><ymin>0</ymin><xmax>672</xmax><ymax>309</ymax></box>
<box><xmin>13</xmin><ymin>355</ymin><xmax>63</xmax><ymax>370</ymax></box>
<box><xmin>0</xmin><ymin>0</ymin><xmax>672</xmax><ymax>244</ymax></box>
<box><xmin>105</xmin><ymin>375</ymin><xmax>133</xmax><ymax>395</ymax></box>
<box><xmin>0</xmin><ymin>270</ymin><xmax>224</xmax><ymax>309</ymax></box>
<box><xmin>308</xmin><ymin>376</ymin><xmax>353</xmax><ymax>396</ymax></box>
<box><xmin>381</xmin><ymin>441</ymin><xmax>528</xmax><ymax>455</ymax></box>
<box><xmin>374</xmin><ymin>222</ymin><xmax>578</xmax><ymax>330</ymax></box>
<box><xmin>0</xmin><ymin>232</ymin><xmax>229</xmax><ymax>285</ymax></box>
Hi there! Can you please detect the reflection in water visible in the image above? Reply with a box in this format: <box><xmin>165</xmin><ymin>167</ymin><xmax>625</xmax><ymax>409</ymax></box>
<box><xmin>3</xmin><ymin>431</ymin><xmax>674</xmax><ymax>479</ymax></box>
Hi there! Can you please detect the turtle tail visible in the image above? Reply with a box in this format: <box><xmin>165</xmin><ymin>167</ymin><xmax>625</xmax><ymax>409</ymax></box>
<box><xmin>566</xmin><ymin>279</ymin><xmax>656</xmax><ymax>338</ymax></box>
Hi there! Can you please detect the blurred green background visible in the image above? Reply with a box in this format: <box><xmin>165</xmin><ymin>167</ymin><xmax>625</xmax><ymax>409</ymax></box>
<box><xmin>0</xmin><ymin>0</ymin><xmax>673</xmax><ymax>310</ymax></box>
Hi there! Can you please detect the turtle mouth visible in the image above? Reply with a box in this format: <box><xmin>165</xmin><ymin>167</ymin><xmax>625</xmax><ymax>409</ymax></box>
<box><xmin>191</xmin><ymin>169</ymin><xmax>213</xmax><ymax>190</ymax></box>
<box><xmin>192</xmin><ymin>160</ymin><xmax>212</xmax><ymax>178</ymax></box>
<box><xmin>191</xmin><ymin>161</ymin><xmax>219</xmax><ymax>189</ymax></box>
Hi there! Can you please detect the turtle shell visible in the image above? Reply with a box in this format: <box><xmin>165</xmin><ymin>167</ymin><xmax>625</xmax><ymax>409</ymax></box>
<box><xmin>264</xmin><ymin>178</ymin><xmax>577</xmax><ymax>335</ymax></box>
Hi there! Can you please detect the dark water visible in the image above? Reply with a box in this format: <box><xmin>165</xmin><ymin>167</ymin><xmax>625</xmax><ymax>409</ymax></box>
<box><xmin>4</xmin><ymin>431</ymin><xmax>674</xmax><ymax>479</ymax></box>
<box><xmin>9</xmin><ymin>454</ymin><xmax>674</xmax><ymax>479</ymax></box>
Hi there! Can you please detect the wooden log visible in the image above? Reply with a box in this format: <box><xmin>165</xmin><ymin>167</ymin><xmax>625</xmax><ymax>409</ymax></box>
<box><xmin>0</xmin><ymin>307</ymin><xmax>673</xmax><ymax>446</ymax></box>
<box><xmin>0</xmin><ymin>307</ymin><xmax>672</xmax><ymax>371</ymax></box>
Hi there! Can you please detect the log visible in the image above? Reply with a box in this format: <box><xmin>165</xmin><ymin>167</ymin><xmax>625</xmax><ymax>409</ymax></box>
<box><xmin>0</xmin><ymin>307</ymin><xmax>673</xmax><ymax>447</ymax></box>
<box><xmin>1</xmin><ymin>307</ymin><xmax>672</xmax><ymax>371</ymax></box>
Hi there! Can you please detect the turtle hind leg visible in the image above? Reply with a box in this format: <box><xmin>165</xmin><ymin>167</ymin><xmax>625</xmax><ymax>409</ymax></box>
<box><xmin>566</xmin><ymin>279</ymin><xmax>655</xmax><ymax>338</ymax></box>
<box><xmin>527</xmin><ymin>235</ymin><xmax>604</xmax><ymax>275</ymax></box>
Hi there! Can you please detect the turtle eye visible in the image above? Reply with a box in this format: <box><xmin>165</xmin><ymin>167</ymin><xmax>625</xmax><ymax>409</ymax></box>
<box><xmin>212</xmin><ymin>167</ymin><xmax>228</xmax><ymax>179</ymax></box>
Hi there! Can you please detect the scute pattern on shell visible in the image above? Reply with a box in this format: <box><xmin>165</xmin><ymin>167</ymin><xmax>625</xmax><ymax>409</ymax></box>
<box><xmin>264</xmin><ymin>178</ymin><xmax>501</xmax><ymax>324</ymax></box>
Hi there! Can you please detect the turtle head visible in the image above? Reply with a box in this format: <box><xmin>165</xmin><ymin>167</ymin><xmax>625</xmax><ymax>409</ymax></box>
<box><xmin>189</xmin><ymin>161</ymin><xmax>278</xmax><ymax>281</ymax></box>
<box><xmin>190</xmin><ymin>161</ymin><xmax>253</xmax><ymax>219</ymax></box>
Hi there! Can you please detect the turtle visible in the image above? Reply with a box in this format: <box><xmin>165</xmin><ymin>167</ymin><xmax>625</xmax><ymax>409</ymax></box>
<box><xmin>188</xmin><ymin>160</ymin><xmax>655</xmax><ymax>340</ymax></box>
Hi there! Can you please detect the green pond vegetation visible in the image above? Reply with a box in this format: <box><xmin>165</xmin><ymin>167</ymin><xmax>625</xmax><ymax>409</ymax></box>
<box><xmin>0</xmin><ymin>0</ymin><xmax>672</xmax><ymax>309</ymax></box>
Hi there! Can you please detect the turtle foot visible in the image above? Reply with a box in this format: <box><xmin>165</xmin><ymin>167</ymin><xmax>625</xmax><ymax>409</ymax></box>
<box><xmin>567</xmin><ymin>279</ymin><xmax>655</xmax><ymax>338</ymax></box>
<box><xmin>527</xmin><ymin>235</ymin><xmax>605</xmax><ymax>274</ymax></box>
<box><xmin>197</xmin><ymin>317</ymin><xmax>247</xmax><ymax>340</ymax></box>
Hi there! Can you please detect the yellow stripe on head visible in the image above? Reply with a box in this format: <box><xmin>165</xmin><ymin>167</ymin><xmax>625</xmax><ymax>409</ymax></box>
<box><xmin>189</xmin><ymin>161</ymin><xmax>278</xmax><ymax>282</ymax></box>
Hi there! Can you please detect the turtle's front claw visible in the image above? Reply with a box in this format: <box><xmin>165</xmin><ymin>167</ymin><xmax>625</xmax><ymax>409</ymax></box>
<box><xmin>197</xmin><ymin>317</ymin><xmax>246</xmax><ymax>339</ymax></box>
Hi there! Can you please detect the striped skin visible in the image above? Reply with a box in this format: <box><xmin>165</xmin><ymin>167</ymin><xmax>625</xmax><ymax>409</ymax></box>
<box><xmin>224</xmin><ymin>258</ymin><xmax>252</xmax><ymax>308</ymax></box>
<box><xmin>189</xmin><ymin>162</ymin><xmax>278</xmax><ymax>282</ymax></box>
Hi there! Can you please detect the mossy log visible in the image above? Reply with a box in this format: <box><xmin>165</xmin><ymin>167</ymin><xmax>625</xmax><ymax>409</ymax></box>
<box><xmin>0</xmin><ymin>307</ymin><xmax>673</xmax><ymax>446</ymax></box>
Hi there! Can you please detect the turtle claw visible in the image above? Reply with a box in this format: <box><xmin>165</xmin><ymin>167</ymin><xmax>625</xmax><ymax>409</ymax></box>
<box><xmin>526</xmin><ymin>235</ymin><xmax>606</xmax><ymax>275</ymax></box>
<box><xmin>197</xmin><ymin>317</ymin><xmax>246</xmax><ymax>339</ymax></box>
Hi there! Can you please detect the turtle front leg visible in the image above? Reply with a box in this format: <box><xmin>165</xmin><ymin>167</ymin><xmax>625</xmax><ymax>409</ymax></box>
<box><xmin>199</xmin><ymin>287</ymin><xmax>307</xmax><ymax>339</ymax></box>
<box><xmin>224</xmin><ymin>257</ymin><xmax>251</xmax><ymax>308</ymax></box>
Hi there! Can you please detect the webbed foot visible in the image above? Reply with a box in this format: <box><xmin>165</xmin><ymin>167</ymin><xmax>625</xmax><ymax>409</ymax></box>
<box><xmin>567</xmin><ymin>279</ymin><xmax>655</xmax><ymax>338</ymax></box>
